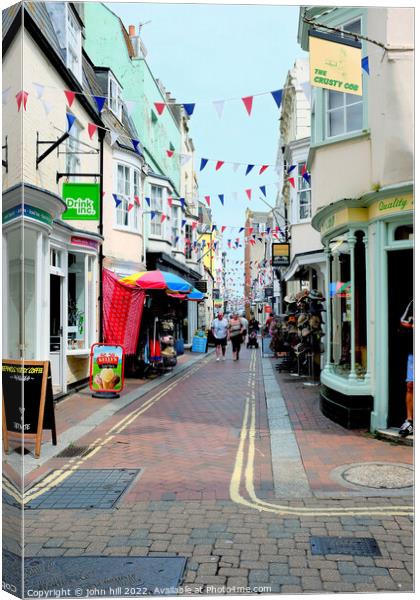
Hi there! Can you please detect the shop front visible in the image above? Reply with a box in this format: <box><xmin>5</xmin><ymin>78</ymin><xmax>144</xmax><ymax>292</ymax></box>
<box><xmin>312</xmin><ymin>183</ymin><xmax>413</xmax><ymax>432</ymax></box>
<box><xmin>2</xmin><ymin>184</ymin><xmax>102</xmax><ymax>397</ymax></box>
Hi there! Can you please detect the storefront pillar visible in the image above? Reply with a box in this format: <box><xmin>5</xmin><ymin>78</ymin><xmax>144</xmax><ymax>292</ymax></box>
<box><xmin>363</xmin><ymin>232</ymin><xmax>372</xmax><ymax>385</ymax></box>
<box><xmin>347</xmin><ymin>232</ymin><xmax>358</xmax><ymax>381</ymax></box>
<box><xmin>323</xmin><ymin>246</ymin><xmax>332</xmax><ymax>374</ymax></box>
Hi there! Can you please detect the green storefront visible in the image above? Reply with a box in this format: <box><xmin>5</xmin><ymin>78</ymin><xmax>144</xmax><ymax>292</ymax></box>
<box><xmin>312</xmin><ymin>183</ymin><xmax>413</xmax><ymax>433</ymax></box>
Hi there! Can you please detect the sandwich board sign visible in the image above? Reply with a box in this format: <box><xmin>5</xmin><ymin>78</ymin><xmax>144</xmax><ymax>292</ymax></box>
<box><xmin>2</xmin><ymin>360</ymin><xmax>57</xmax><ymax>458</ymax></box>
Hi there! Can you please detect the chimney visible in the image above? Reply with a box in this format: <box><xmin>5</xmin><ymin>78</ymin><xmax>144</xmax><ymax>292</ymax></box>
<box><xmin>128</xmin><ymin>24</ymin><xmax>148</xmax><ymax>58</ymax></box>
<box><xmin>129</xmin><ymin>25</ymin><xmax>136</xmax><ymax>36</ymax></box>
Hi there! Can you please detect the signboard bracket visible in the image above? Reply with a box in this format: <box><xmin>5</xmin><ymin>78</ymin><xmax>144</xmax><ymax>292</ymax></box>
<box><xmin>36</xmin><ymin>131</ymin><xmax>70</xmax><ymax>168</ymax></box>
<box><xmin>2</xmin><ymin>135</ymin><xmax>8</xmax><ymax>173</ymax></box>
<box><xmin>57</xmin><ymin>171</ymin><xmax>101</xmax><ymax>183</ymax></box>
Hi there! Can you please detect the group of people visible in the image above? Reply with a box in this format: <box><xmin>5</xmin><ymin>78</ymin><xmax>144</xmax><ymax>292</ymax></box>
<box><xmin>211</xmin><ymin>311</ymin><xmax>260</xmax><ymax>361</ymax></box>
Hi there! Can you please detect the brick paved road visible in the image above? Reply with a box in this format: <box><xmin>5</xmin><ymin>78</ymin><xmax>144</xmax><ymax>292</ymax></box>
<box><xmin>4</xmin><ymin>346</ymin><xmax>414</xmax><ymax>594</ymax></box>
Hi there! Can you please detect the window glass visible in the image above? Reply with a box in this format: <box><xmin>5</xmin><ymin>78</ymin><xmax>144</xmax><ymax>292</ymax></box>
<box><xmin>395</xmin><ymin>225</ymin><xmax>414</xmax><ymax>241</ymax></box>
<box><xmin>297</xmin><ymin>162</ymin><xmax>311</xmax><ymax>221</ymax></box>
<box><xmin>185</xmin><ymin>224</ymin><xmax>192</xmax><ymax>259</ymax></box>
<box><xmin>66</xmin><ymin>8</ymin><xmax>81</xmax><ymax>80</ymax></box>
<box><xmin>68</xmin><ymin>253</ymin><xmax>86</xmax><ymax>349</ymax></box>
<box><xmin>116</xmin><ymin>164</ymin><xmax>141</xmax><ymax>230</ymax></box>
<box><xmin>171</xmin><ymin>207</ymin><xmax>179</xmax><ymax>246</ymax></box>
<box><xmin>150</xmin><ymin>185</ymin><xmax>163</xmax><ymax>235</ymax></box>
<box><xmin>109</xmin><ymin>76</ymin><xmax>122</xmax><ymax>119</ymax></box>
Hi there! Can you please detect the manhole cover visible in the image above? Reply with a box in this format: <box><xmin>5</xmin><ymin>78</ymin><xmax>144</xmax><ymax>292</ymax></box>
<box><xmin>342</xmin><ymin>463</ymin><xmax>413</xmax><ymax>489</ymax></box>
<box><xmin>56</xmin><ymin>445</ymin><xmax>91</xmax><ymax>458</ymax></box>
<box><xmin>310</xmin><ymin>536</ymin><xmax>381</xmax><ymax>557</ymax></box>
<box><xmin>26</xmin><ymin>469</ymin><xmax>140</xmax><ymax>509</ymax></box>
<box><xmin>2</xmin><ymin>550</ymin><xmax>186</xmax><ymax>597</ymax></box>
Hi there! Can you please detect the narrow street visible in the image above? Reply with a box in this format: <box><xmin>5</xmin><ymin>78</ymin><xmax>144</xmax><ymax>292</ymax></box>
<box><xmin>4</xmin><ymin>348</ymin><xmax>413</xmax><ymax>595</ymax></box>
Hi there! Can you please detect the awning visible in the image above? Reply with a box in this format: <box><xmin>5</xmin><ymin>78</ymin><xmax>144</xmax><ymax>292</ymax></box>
<box><xmin>283</xmin><ymin>251</ymin><xmax>326</xmax><ymax>282</ymax></box>
<box><xmin>119</xmin><ymin>270</ymin><xmax>193</xmax><ymax>294</ymax></box>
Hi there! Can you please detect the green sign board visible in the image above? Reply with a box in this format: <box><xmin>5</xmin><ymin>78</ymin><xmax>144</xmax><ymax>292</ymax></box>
<box><xmin>62</xmin><ymin>183</ymin><xmax>100</xmax><ymax>221</ymax></box>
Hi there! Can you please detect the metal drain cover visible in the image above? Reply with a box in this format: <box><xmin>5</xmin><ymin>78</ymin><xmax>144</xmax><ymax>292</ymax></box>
<box><xmin>56</xmin><ymin>445</ymin><xmax>91</xmax><ymax>458</ymax></box>
<box><xmin>342</xmin><ymin>463</ymin><xmax>413</xmax><ymax>489</ymax></box>
<box><xmin>3</xmin><ymin>550</ymin><xmax>186</xmax><ymax>597</ymax></box>
<box><xmin>26</xmin><ymin>469</ymin><xmax>140</xmax><ymax>509</ymax></box>
<box><xmin>310</xmin><ymin>536</ymin><xmax>381</xmax><ymax>557</ymax></box>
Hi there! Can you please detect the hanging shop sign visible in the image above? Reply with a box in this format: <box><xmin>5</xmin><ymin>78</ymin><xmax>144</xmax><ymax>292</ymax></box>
<box><xmin>265</xmin><ymin>286</ymin><xmax>274</xmax><ymax>298</ymax></box>
<box><xmin>213</xmin><ymin>289</ymin><xmax>220</xmax><ymax>300</ymax></box>
<box><xmin>89</xmin><ymin>344</ymin><xmax>125</xmax><ymax>397</ymax></box>
<box><xmin>62</xmin><ymin>182</ymin><xmax>100</xmax><ymax>221</ymax></box>
<box><xmin>2</xmin><ymin>204</ymin><xmax>53</xmax><ymax>226</ymax></box>
<box><xmin>2</xmin><ymin>360</ymin><xmax>57</xmax><ymax>458</ymax></box>
<box><xmin>309</xmin><ymin>29</ymin><xmax>362</xmax><ymax>96</ymax></box>
<box><xmin>272</xmin><ymin>242</ymin><xmax>290</xmax><ymax>267</ymax></box>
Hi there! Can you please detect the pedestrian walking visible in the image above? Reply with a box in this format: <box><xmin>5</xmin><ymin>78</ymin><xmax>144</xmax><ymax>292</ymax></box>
<box><xmin>228</xmin><ymin>312</ymin><xmax>244</xmax><ymax>360</ymax></box>
<box><xmin>240</xmin><ymin>312</ymin><xmax>249</xmax><ymax>345</ymax></box>
<box><xmin>211</xmin><ymin>311</ymin><xmax>229</xmax><ymax>362</ymax></box>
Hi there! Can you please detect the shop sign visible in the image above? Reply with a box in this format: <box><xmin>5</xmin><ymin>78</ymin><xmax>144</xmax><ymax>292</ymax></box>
<box><xmin>71</xmin><ymin>236</ymin><xmax>99</xmax><ymax>250</ymax></box>
<box><xmin>370</xmin><ymin>195</ymin><xmax>414</xmax><ymax>219</ymax></box>
<box><xmin>89</xmin><ymin>344</ymin><xmax>125</xmax><ymax>395</ymax></box>
<box><xmin>309</xmin><ymin>29</ymin><xmax>362</xmax><ymax>96</ymax></box>
<box><xmin>265</xmin><ymin>286</ymin><xmax>274</xmax><ymax>298</ymax></box>
<box><xmin>62</xmin><ymin>183</ymin><xmax>100</xmax><ymax>221</ymax></box>
<box><xmin>272</xmin><ymin>243</ymin><xmax>290</xmax><ymax>267</ymax></box>
<box><xmin>2</xmin><ymin>204</ymin><xmax>53</xmax><ymax>226</ymax></box>
<box><xmin>2</xmin><ymin>360</ymin><xmax>57</xmax><ymax>458</ymax></box>
<box><xmin>214</xmin><ymin>299</ymin><xmax>223</xmax><ymax>309</ymax></box>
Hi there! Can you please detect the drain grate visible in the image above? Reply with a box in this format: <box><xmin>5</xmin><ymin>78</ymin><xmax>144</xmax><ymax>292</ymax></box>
<box><xmin>55</xmin><ymin>445</ymin><xmax>91</xmax><ymax>458</ymax></box>
<box><xmin>310</xmin><ymin>536</ymin><xmax>382</xmax><ymax>557</ymax></box>
<box><xmin>26</xmin><ymin>469</ymin><xmax>140</xmax><ymax>510</ymax></box>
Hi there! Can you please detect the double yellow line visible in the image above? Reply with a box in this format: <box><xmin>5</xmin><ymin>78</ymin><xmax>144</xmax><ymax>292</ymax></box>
<box><xmin>230</xmin><ymin>351</ymin><xmax>413</xmax><ymax>517</ymax></box>
<box><xmin>5</xmin><ymin>358</ymin><xmax>211</xmax><ymax>506</ymax></box>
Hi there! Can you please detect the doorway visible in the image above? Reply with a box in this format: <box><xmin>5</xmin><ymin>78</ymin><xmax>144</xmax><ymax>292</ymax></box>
<box><xmin>50</xmin><ymin>273</ymin><xmax>64</xmax><ymax>394</ymax></box>
<box><xmin>387</xmin><ymin>249</ymin><xmax>413</xmax><ymax>427</ymax></box>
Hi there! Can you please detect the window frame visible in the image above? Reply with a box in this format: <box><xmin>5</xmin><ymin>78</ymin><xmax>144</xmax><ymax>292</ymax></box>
<box><xmin>114</xmin><ymin>162</ymin><xmax>142</xmax><ymax>233</ymax></box>
<box><xmin>296</xmin><ymin>162</ymin><xmax>312</xmax><ymax>222</ymax></box>
<box><xmin>150</xmin><ymin>185</ymin><xmax>164</xmax><ymax>236</ymax></box>
<box><xmin>65</xmin><ymin>5</ymin><xmax>82</xmax><ymax>82</ymax></box>
<box><xmin>108</xmin><ymin>73</ymin><xmax>123</xmax><ymax>120</ymax></box>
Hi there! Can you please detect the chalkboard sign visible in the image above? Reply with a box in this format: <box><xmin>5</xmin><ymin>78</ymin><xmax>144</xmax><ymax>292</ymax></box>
<box><xmin>2</xmin><ymin>360</ymin><xmax>57</xmax><ymax>458</ymax></box>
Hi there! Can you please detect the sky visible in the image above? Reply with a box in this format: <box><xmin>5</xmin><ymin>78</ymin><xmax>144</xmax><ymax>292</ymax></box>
<box><xmin>108</xmin><ymin>1</ymin><xmax>305</xmax><ymax>300</ymax></box>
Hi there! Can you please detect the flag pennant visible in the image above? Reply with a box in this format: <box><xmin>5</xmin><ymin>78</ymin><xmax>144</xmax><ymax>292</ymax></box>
<box><xmin>213</xmin><ymin>100</ymin><xmax>225</xmax><ymax>119</ymax></box>
<box><xmin>66</xmin><ymin>112</ymin><xmax>76</xmax><ymax>132</ymax></box>
<box><xmin>180</xmin><ymin>153</ymin><xmax>191</xmax><ymax>166</ymax></box>
<box><xmin>132</xmin><ymin>139</ymin><xmax>142</xmax><ymax>155</ymax></box>
<box><xmin>212</xmin><ymin>225</ymin><xmax>217</xmax><ymax>232</ymax></box>
<box><xmin>183</xmin><ymin>103</ymin><xmax>195</xmax><ymax>116</ymax></box>
<box><xmin>127</xmin><ymin>203</ymin><xmax>134</xmax><ymax>212</ymax></box>
<box><xmin>33</xmin><ymin>82</ymin><xmax>45</xmax><ymax>99</ymax></box>
<box><xmin>259</xmin><ymin>185</ymin><xmax>267</xmax><ymax>197</ymax></box>
<box><xmin>93</xmin><ymin>95</ymin><xmax>106</xmax><ymax>113</ymax></box>
<box><xmin>16</xmin><ymin>91</ymin><xmax>28</xmax><ymax>111</ymax></box>
<box><xmin>110</xmin><ymin>130</ymin><xmax>119</xmax><ymax>146</ymax></box>
<box><xmin>204</xmin><ymin>195</ymin><xmax>211</xmax><ymax>207</ymax></box>
<box><xmin>301</xmin><ymin>81</ymin><xmax>311</xmax><ymax>103</ymax></box>
<box><xmin>303</xmin><ymin>172</ymin><xmax>311</xmax><ymax>184</ymax></box>
<box><xmin>287</xmin><ymin>164</ymin><xmax>296</xmax><ymax>174</ymax></box>
<box><xmin>248</xmin><ymin>227</ymin><xmax>254</xmax><ymax>235</ymax></box>
<box><xmin>112</xmin><ymin>194</ymin><xmax>122</xmax><ymax>208</ymax></box>
<box><xmin>215</xmin><ymin>160</ymin><xmax>224</xmax><ymax>171</ymax></box>
<box><xmin>259</xmin><ymin>165</ymin><xmax>269</xmax><ymax>175</ymax></box>
<box><xmin>134</xmin><ymin>195</ymin><xmax>141</xmax><ymax>206</ymax></box>
<box><xmin>145</xmin><ymin>197</ymin><xmax>151</xmax><ymax>207</ymax></box>
<box><xmin>167</xmin><ymin>196</ymin><xmax>173</xmax><ymax>208</ymax></box>
<box><xmin>361</xmin><ymin>56</ymin><xmax>370</xmax><ymax>75</ymax></box>
<box><xmin>160</xmin><ymin>214</ymin><xmax>167</xmax><ymax>223</ymax></box>
<box><xmin>271</xmin><ymin>89</ymin><xmax>283</xmax><ymax>108</ymax></box>
<box><xmin>179</xmin><ymin>197</ymin><xmax>186</xmax><ymax>209</ymax></box>
<box><xmin>150</xmin><ymin>211</ymin><xmax>156</xmax><ymax>220</ymax></box>
<box><xmin>245</xmin><ymin>189</ymin><xmax>252</xmax><ymax>201</ymax></box>
<box><xmin>154</xmin><ymin>102</ymin><xmax>165</xmax><ymax>115</ymax></box>
<box><xmin>191</xmin><ymin>221</ymin><xmax>197</xmax><ymax>230</ymax></box>
<box><xmin>245</xmin><ymin>164</ymin><xmax>255</xmax><ymax>176</ymax></box>
<box><xmin>64</xmin><ymin>90</ymin><xmax>76</xmax><ymax>107</ymax></box>
<box><xmin>221</xmin><ymin>225</ymin><xmax>226</xmax><ymax>233</ymax></box>
<box><xmin>288</xmin><ymin>177</ymin><xmax>295</xmax><ymax>189</ymax></box>
<box><xmin>242</xmin><ymin>95</ymin><xmax>253</xmax><ymax>115</ymax></box>
<box><xmin>200</xmin><ymin>158</ymin><xmax>208</xmax><ymax>171</ymax></box>
<box><xmin>175</xmin><ymin>236</ymin><xmax>180</xmax><ymax>244</ymax></box>
<box><xmin>228</xmin><ymin>240</ymin><xmax>232</xmax><ymax>248</ymax></box>
<box><xmin>2</xmin><ymin>86</ymin><xmax>11</xmax><ymax>105</ymax></box>
<box><xmin>166</xmin><ymin>150</ymin><xmax>174</xmax><ymax>158</ymax></box>
<box><xmin>232</xmin><ymin>163</ymin><xmax>241</xmax><ymax>172</ymax></box>
<box><xmin>181</xmin><ymin>219</ymin><xmax>187</xmax><ymax>228</ymax></box>
<box><xmin>88</xmin><ymin>123</ymin><xmax>97</xmax><ymax>139</ymax></box>
<box><xmin>125</xmin><ymin>100</ymin><xmax>136</xmax><ymax>116</ymax></box>
<box><xmin>266</xmin><ymin>227</ymin><xmax>271</xmax><ymax>234</ymax></box>
<box><xmin>41</xmin><ymin>99</ymin><xmax>53</xmax><ymax>116</ymax></box>
<box><xmin>218</xmin><ymin>194</ymin><xmax>224</xmax><ymax>206</ymax></box>
<box><xmin>239</xmin><ymin>227</ymin><xmax>244</xmax><ymax>233</ymax></box>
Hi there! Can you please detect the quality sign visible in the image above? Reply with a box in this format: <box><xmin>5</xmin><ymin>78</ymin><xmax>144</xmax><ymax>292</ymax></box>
<box><xmin>62</xmin><ymin>182</ymin><xmax>100</xmax><ymax>220</ymax></box>
<box><xmin>309</xmin><ymin>29</ymin><xmax>362</xmax><ymax>96</ymax></box>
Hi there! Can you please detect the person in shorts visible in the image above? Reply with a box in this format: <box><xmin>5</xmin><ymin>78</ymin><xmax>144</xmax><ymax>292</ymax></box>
<box><xmin>211</xmin><ymin>311</ymin><xmax>228</xmax><ymax>362</ymax></box>
<box><xmin>228</xmin><ymin>312</ymin><xmax>245</xmax><ymax>361</ymax></box>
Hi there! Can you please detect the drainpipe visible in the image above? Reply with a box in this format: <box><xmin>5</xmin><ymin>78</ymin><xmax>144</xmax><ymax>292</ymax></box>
<box><xmin>98</xmin><ymin>130</ymin><xmax>105</xmax><ymax>343</ymax></box>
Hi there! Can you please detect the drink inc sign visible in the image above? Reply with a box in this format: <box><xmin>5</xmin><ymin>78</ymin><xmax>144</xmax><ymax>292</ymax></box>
<box><xmin>62</xmin><ymin>182</ymin><xmax>100</xmax><ymax>220</ymax></box>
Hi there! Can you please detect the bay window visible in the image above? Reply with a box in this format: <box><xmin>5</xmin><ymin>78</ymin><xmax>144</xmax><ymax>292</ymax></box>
<box><xmin>171</xmin><ymin>206</ymin><xmax>179</xmax><ymax>246</ymax></box>
<box><xmin>115</xmin><ymin>163</ymin><xmax>141</xmax><ymax>232</ymax></box>
<box><xmin>297</xmin><ymin>162</ymin><xmax>311</xmax><ymax>221</ymax></box>
<box><xmin>150</xmin><ymin>185</ymin><xmax>163</xmax><ymax>236</ymax></box>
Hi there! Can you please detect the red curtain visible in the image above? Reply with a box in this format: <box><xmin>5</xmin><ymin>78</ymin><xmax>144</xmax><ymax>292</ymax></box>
<box><xmin>102</xmin><ymin>269</ymin><xmax>145</xmax><ymax>354</ymax></box>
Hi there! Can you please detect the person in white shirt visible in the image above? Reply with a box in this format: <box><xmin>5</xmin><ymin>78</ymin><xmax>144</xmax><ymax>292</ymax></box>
<box><xmin>240</xmin><ymin>312</ymin><xmax>249</xmax><ymax>344</ymax></box>
<box><xmin>211</xmin><ymin>312</ymin><xmax>229</xmax><ymax>361</ymax></box>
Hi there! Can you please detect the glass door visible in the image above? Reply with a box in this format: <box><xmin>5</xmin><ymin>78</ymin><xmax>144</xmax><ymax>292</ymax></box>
<box><xmin>50</xmin><ymin>249</ymin><xmax>65</xmax><ymax>395</ymax></box>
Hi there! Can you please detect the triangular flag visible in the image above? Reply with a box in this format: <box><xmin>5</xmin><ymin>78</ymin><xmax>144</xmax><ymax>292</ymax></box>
<box><xmin>125</xmin><ymin>100</ymin><xmax>136</xmax><ymax>116</ymax></box>
<box><xmin>132</xmin><ymin>139</ymin><xmax>142</xmax><ymax>155</ymax></box>
<box><xmin>248</xmin><ymin>227</ymin><xmax>254</xmax><ymax>235</ymax></box>
<box><xmin>218</xmin><ymin>194</ymin><xmax>224</xmax><ymax>206</ymax></box>
<box><xmin>271</xmin><ymin>89</ymin><xmax>283</xmax><ymax>108</ymax></box>
<box><xmin>110</xmin><ymin>130</ymin><xmax>119</xmax><ymax>146</ymax></box>
<box><xmin>228</xmin><ymin>240</ymin><xmax>232</xmax><ymax>248</ymax></box>
<box><xmin>145</xmin><ymin>197</ymin><xmax>151</xmax><ymax>207</ymax></box>
<box><xmin>175</xmin><ymin>236</ymin><xmax>180</xmax><ymax>244</ymax></box>
<box><xmin>16</xmin><ymin>91</ymin><xmax>28</xmax><ymax>111</ymax></box>
<box><xmin>288</xmin><ymin>177</ymin><xmax>295</xmax><ymax>188</ymax></box>
<box><xmin>64</xmin><ymin>90</ymin><xmax>76</xmax><ymax>107</ymax></box>
<box><xmin>66</xmin><ymin>112</ymin><xmax>76</xmax><ymax>132</ymax></box>
<box><xmin>180</xmin><ymin>154</ymin><xmax>191</xmax><ymax>166</ymax></box>
<box><xmin>150</xmin><ymin>211</ymin><xmax>156</xmax><ymax>220</ymax></box>
<box><xmin>112</xmin><ymin>194</ymin><xmax>122</xmax><ymax>208</ymax></box>
<box><xmin>259</xmin><ymin>165</ymin><xmax>269</xmax><ymax>175</ymax></box>
<box><xmin>204</xmin><ymin>196</ymin><xmax>211</xmax><ymax>207</ymax></box>
<box><xmin>303</xmin><ymin>172</ymin><xmax>311</xmax><ymax>184</ymax></box>
<box><xmin>154</xmin><ymin>102</ymin><xmax>165</xmax><ymax>115</ymax></box>
<box><xmin>191</xmin><ymin>221</ymin><xmax>197</xmax><ymax>230</ymax></box>
<box><xmin>127</xmin><ymin>203</ymin><xmax>134</xmax><ymax>212</ymax></box>
<box><xmin>221</xmin><ymin>225</ymin><xmax>226</xmax><ymax>233</ymax></box>
<box><xmin>2</xmin><ymin>87</ymin><xmax>11</xmax><ymax>105</ymax></box>
<box><xmin>232</xmin><ymin>192</ymin><xmax>239</xmax><ymax>202</ymax></box>
<box><xmin>41</xmin><ymin>99</ymin><xmax>53</xmax><ymax>115</ymax></box>
<box><xmin>166</xmin><ymin>150</ymin><xmax>174</xmax><ymax>158</ymax></box>
<box><xmin>361</xmin><ymin>56</ymin><xmax>370</xmax><ymax>75</ymax></box>
<box><xmin>180</xmin><ymin>198</ymin><xmax>185</xmax><ymax>209</ymax></box>
<box><xmin>32</xmin><ymin>82</ymin><xmax>45</xmax><ymax>99</ymax></box>
<box><xmin>215</xmin><ymin>160</ymin><xmax>224</xmax><ymax>171</ymax></box>
<box><xmin>232</xmin><ymin>163</ymin><xmax>240</xmax><ymax>172</ymax></box>
<box><xmin>93</xmin><ymin>95</ymin><xmax>106</xmax><ymax>113</ymax></box>
<box><xmin>167</xmin><ymin>196</ymin><xmax>173</xmax><ymax>208</ymax></box>
<box><xmin>245</xmin><ymin>164</ymin><xmax>255</xmax><ymax>176</ymax></box>
<box><xmin>239</xmin><ymin>227</ymin><xmax>244</xmax><ymax>233</ymax></box>
<box><xmin>266</xmin><ymin>227</ymin><xmax>271</xmax><ymax>234</ymax></box>
<box><xmin>301</xmin><ymin>81</ymin><xmax>311</xmax><ymax>103</ymax></box>
<box><xmin>245</xmin><ymin>189</ymin><xmax>252</xmax><ymax>201</ymax></box>
<box><xmin>88</xmin><ymin>123</ymin><xmax>97</xmax><ymax>139</ymax></box>
<box><xmin>242</xmin><ymin>96</ymin><xmax>253</xmax><ymax>115</ymax></box>
<box><xmin>212</xmin><ymin>225</ymin><xmax>217</xmax><ymax>232</ymax></box>
<box><xmin>160</xmin><ymin>214</ymin><xmax>167</xmax><ymax>223</ymax></box>
<box><xmin>183</xmin><ymin>103</ymin><xmax>195</xmax><ymax>116</ymax></box>
<box><xmin>287</xmin><ymin>164</ymin><xmax>297</xmax><ymax>174</ymax></box>
<box><xmin>259</xmin><ymin>185</ymin><xmax>267</xmax><ymax>197</ymax></box>
<box><xmin>181</xmin><ymin>219</ymin><xmax>187</xmax><ymax>228</ymax></box>
<box><xmin>134</xmin><ymin>195</ymin><xmax>141</xmax><ymax>206</ymax></box>
<box><xmin>200</xmin><ymin>158</ymin><xmax>208</xmax><ymax>171</ymax></box>
<box><xmin>213</xmin><ymin>100</ymin><xmax>225</xmax><ymax>119</ymax></box>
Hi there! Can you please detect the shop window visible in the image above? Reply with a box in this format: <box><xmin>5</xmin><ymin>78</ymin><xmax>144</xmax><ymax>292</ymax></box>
<box><xmin>150</xmin><ymin>185</ymin><xmax>163</xmax><ymax>236</ymax></box>
<box><xmin>68</xmin><ymin>253</ymin><xmax>86</xmax><ymax>350</ymax></box>
<box><xmin>297</xmin><ymin>162</ymin><xmax>311</xmax><ymax>221</ymax></box>
<box><xmin>394</xmin><ymin>225</ymin><xmax>413</xmax><ymax>241</ymax></box>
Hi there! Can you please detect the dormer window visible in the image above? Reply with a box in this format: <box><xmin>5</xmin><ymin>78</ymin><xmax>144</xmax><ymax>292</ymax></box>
<box><xmin>108</xmin><ymin>74</ymin><xmax>123</xmax><ymax>120</ymax></box>
<box><xmin>66</xmin><ymin>6</ymin><xmax>82</xmax><ymax>82</ymax></box>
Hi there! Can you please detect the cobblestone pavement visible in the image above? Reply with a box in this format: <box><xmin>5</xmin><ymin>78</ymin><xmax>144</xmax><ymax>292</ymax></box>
<box><xmin>3</xmin><ymin>346</ymin><xmax>414</xmax><ymax>594</ymax></box>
